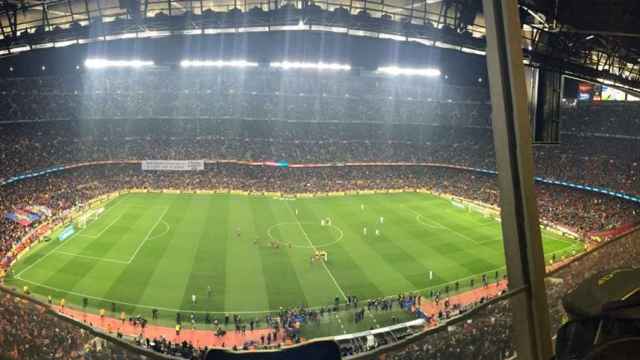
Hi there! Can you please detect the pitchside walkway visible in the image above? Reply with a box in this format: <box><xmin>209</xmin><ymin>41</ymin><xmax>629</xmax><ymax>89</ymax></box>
<box><xmin>60</xmin><ymin>307</ymin><xmax>289</xmax><ymax>349</ymax></box>
<box><xmin>56</xmin><ymin>282</ymin><xmax>508</xmax><ymax>352</ymax></box>
<box><xmin>418</xmin><ymin>281</ymin><xmax>509</xmax><ymax>324</ymax></box>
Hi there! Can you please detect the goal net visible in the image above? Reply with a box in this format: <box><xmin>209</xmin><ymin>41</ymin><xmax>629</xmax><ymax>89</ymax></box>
<box><xmin>452</xmin><ymin>198</ymin><xmax>500</xmax><ymax>221</ymax></box>
<box><xmin>76</xmin><ymin>207</ymin><xmax>104</xmax><ymax>229</ymax></box>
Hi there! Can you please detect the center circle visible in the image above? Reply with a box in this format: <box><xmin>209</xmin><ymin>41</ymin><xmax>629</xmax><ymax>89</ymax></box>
<box><xmin>266</xmin><ymin>222</ymin><xmax>343</xmax><ymax>249</ymax></box>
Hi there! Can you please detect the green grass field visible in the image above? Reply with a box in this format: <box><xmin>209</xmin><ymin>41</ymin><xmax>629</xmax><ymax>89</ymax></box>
<box><xmin>6</xmin><ymin>192</ymin><xmax>581</xmax><ymax>333</ymax></box>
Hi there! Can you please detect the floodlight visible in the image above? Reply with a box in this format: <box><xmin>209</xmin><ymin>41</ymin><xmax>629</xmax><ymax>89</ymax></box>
<box><xmin>269</xmin><ymin>61</ymin><xmax>351</xmax><ymax>71</ymax></box>
<box><xmin>84</xmin><ymin>58</ymin><xmax>154</xmax><ymax>69</ymax></box>
<box><xmin>376</xmin><ymin>66</ymin><xmax>441</xmax><ymax>77</ymax></box>
<box><xmin>179</xmin><ymin>60</ymin><xmax>258</xmax><ymax>68</ymax></box>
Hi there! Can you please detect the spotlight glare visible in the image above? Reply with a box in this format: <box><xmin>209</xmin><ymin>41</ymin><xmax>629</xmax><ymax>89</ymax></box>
<box><xmin>269</xmin><ymin>61</ymin><xmax>351</xmax><ymax>71</ymax></box>
<box><xmin>179</xmin><ymin>60</ymin><xmax>258</xmax><ymax>68</ymax></box>
<box><xmin>84</xmin><ymin>58</ymin><xmax>155</xmax><ymax>69</ymax></box>
<box><xmin>376</xmin><ymin>66</ymin><xmax>441</xmax><ymax>77</ymax></box>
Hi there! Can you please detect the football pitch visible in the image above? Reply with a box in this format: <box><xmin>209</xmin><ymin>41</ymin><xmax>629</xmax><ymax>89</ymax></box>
<box><xmin>7</xmin><ymin>192</ymin><xmax>582</xmax><ymax>325</ymax></box>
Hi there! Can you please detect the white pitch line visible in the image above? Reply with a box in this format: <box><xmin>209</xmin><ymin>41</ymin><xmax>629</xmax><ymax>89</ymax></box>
<box><xmin>549</xmin><ymin>235</ymin><xmax>579</xmax><ymax>247</ymax></box>
<box><xmin>14</xmin><ymin>198</ymin><xmax>123</xmax><ymax>278</ymax></box>
<box><xmin>14</xmin><ymin>265</ymin><xmax>510</xmax><ymax>315</ymax></box>
<box><xmin>15</xmin><ymin>237</ymin><xmax>75</xmax><ymax>278</ymax></box>
<box><xmin>19</xmin><ymin>257</ymin><xmax>580</xmax><ymax>316</ymax></box>
<box><xmin>80</xmin><ymin>214</ymin><xmax>125</xmax><ymax>239</ymax></box>
<box><xmin>415</xmin><ymin>214</ymin><xmax>446</xmax><ymax>229</ymax></box>
<box><xmin>84</xmin><ymin>197</ymin><xmax>125</xmax><ymax>220</ymax></box>
<box><xmin>126</xmin><ymin>207</ymin><xmax>170</xmax><ymax>264</ymax></box>
<box><xmin>11</xmin><ymin>199</ymin><xmax>582</xmax><ymax>316</ymax></box>
<box><xmin>54</xmin><ymin>250</ymin><xmax>129</xmax><ymax>264</ymax></box>
<box><xmin>148</xmin><ymin>220</ymin><xmax>171</xmax><ymax>240</ymax></box>
<box><xmin>14</xmin><ymin>275</ymin><xmax>284</xmax><ymax>315</ymax></box>
<box><xmin>406</xmin><ymin>206</ymin><xmax>481</xmax><ymax>245</ymax></box>
<box><xmin>285</xmin><ymin>202</ymin><xmax>348</xmax><ymax>301</ymax></box>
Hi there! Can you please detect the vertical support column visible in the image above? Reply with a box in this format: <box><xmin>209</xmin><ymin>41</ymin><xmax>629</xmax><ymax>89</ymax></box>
<box><xmin>482</xmin><ymin>1</ymin><xmax>553</xmax><ymax>360</ymax></box>
<box><xmin>67</xmin><ymin>0</ymin><xmax>76</xmax><ymax>23</ymax></box>
<box><xmin>84</xmin><ymin>0</ymin><xmax>91</xmax><ymax>21</ymax></box>
<box><xmin>42</xmin><ymin>4</ymin><xmax>50</xmax><ymax>30</ymax></box>
<box><xmin>96</xmin><ymin>0</ymin><xmax>103</xmax><ymax>18</ymax></box>
<box><xmin>0</xmin><ymin>19</ymin><xmax>7</xmax><ymax>39</ymax></box>
<box><xmin>6</xmin><ymin>9</ymin><xmax>18</xmax><ymax>38</ymax></box>
<box><xmin>409</xmin><ymin>0</ymin><xmax>414</xmax><ymax>24</ymax></box>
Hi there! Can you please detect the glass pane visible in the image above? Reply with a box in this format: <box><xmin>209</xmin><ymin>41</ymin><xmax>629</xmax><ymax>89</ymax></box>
<box><xmin>0</xmin><ymin>3</ymin><xmax>637</xmax><ymax>360</ymax></box>
<box><xmin>378</xmin><ymin>298</ymin><xmax>517</xmax><ymax>360</ymax></box>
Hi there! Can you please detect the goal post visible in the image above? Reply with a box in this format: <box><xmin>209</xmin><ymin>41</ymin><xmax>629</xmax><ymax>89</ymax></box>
<box><xmin>451</xmin><ymin>198</ymin><xmax>500</xmax><ymax>220</ymax></box>
<box><xmin>76</xmin><ymin>207</ymin><xmax>104</xmax><ymax>229</ymax></box>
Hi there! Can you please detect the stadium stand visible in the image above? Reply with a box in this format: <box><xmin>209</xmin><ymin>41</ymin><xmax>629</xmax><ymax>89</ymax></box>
<box><xmin>381</xmin><ymin>230</ymin><xmax>640</xmax><ymax>360</ymax></box>
<box><xmin>1</xmin><ymin>70</ymin><xmax>640</xmax><ymax>359</ymax></box>
<box><xmin>0</xmin><ymin>288</ymin><xmax>163</xmax><ymax>360</ymax></box>
<box><xmin>2</xmin><ymin>164</ymin><xmax>639</xmax><ymax>269</ymax></box>
<box><xmin>0</xmin><ymin>72</ymin><xmax>638</xmax><ymax>199</ymax></box>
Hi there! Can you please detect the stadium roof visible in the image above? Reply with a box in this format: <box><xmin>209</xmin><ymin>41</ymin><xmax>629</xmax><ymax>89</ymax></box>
<box><xmin>0</xmin><ymin>0</ymin><xmax>469</xmax><ymax>35</ymax></box>
<box><xmin>1</xmin><ymin>0</ymin><xmax>639</xmax><ymax>91</ymax></box>
<box><xmin>521</xmin><ymin>0</ymin><xmax>640</xmax><ymax>91</ymax></box>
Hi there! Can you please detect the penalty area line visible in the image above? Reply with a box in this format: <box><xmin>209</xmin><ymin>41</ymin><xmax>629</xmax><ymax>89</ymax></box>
<box><xmin>15</xmin><ymin>237</ymin><xmax>74</xmax><ymax>279</ymax></box>
<box><xmin>80</xmin><ymin>213</ymin><xmax>125</xmax><ymax>239</ymax></box>
<box><xmin>10</xmin><ymin>200</ymin><xmax>119</xmax><ymax>279</ymax></box>
<box><xmin>127</xmin><ymin>207</ymin><xmax>170</xmax><ymax>264</ymax></box>
<box><xmin>14</xmin><ymin>200</ymin><xmax>123</xmax><ymax>279</ymax></box>
<box><xmin>54</xmin><ymin>250</ymin><xmax>129</xmax><ymax>264</ymax></box>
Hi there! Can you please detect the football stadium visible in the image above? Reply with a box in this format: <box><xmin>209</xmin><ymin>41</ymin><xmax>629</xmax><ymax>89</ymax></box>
<box><xmin>0</xmin><ymin>1</ymin><xmax>639</xmax><ymax>360</ymax></box>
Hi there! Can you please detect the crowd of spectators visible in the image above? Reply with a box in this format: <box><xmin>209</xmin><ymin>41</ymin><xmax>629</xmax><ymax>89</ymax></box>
<box><xmin>1</xmin><ymin>69</ymin><xmax>640</xmax><ymax>359</ymax></box>
<box><xmin>0</xmin><ymin>71</ymin><xmax>489</xmax><ymax>124</ymax></box>
<box><xmin>0</xmin><ymin>121</ymin><xmax>493</xmax><ymax>178</ymax></box>
<box><xmin>387</xmin><ymin>299</ymin><xmax>514</xmax><ymax>360</ymax></box>
<box><xmin>384</xmin><ymin>230</ymin><xmax>640</xmax><ymax>360</ymax></box>
<box><xmin>0</xmin><ymin>70</ymin><xmax>639</xmax><ymax>199</ymax></box>
<box><xmin>1</xmin><ymin>118</ymin><xmax>639</xmax><ymax>196</ymax></box>
<box><xmin>0</xmin><ymin>289</ymin><xmax>157</xmax><ymax>360</ymax></box>
<box><xmin>560</xmin><ymin>101</ymin><xmax>640</xmax><ymax>136</ymax></box>
<box><xmin>134</xmin><ymin>335</ymin><xmax>205</xmax><ymax>359</ymax></box>
<box><xmin>5</xmin><ymin>216</ymin><xmax>638</xmax><ymax>359</ymax></box>
<box><xmin>2</xmin><ymin>163</ymin><xmax>639</xmax><ymax>270</ymax></box>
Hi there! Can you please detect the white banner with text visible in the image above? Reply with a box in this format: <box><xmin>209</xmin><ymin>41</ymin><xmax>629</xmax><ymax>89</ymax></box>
<box><xmin>142</xmin><ymin>160</ymin><xmax>205</xmax><ymax>171</ymax></box>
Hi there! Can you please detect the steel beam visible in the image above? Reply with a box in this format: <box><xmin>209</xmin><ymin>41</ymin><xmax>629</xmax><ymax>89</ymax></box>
<box><xmin>5</xmin><ymin>5</ymin><xmax>17</xmax><ymax>38</ymax></box>
<box><xmin>482</xmin><ymin>0</ymin><xmax>553</xmax><ymax>359</ymax></box>
<box><xmin>67</xmin><ymin>0</ymin><xmax>75</xmax><ymax>22</ymax></box>
<box><xmin>83</xmin><ymin>0</ymin><xmax>90</xmax><ymax>20</ymax></box>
